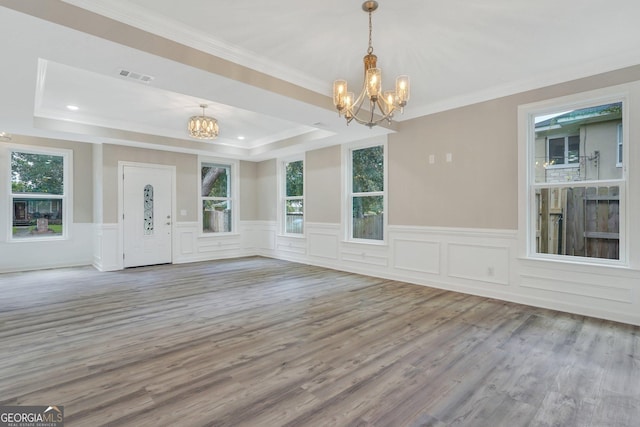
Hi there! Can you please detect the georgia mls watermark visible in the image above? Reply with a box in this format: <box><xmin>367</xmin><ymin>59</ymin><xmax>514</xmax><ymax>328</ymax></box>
<box><xmin>0</xmin><ymin>406</ymin><xmax>64</xmax><ymax>427</ymax></box>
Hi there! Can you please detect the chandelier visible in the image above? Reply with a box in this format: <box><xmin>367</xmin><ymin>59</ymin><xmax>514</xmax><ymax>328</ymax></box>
<box><xmin>188</xmin><ymin>104</ymin><xmax>219</xmax><ymax>139</ymax></box>
<box><xmin>333</xmin><ymin>1</ymin><xmax>410</xmax><ymax>128</ymax></box>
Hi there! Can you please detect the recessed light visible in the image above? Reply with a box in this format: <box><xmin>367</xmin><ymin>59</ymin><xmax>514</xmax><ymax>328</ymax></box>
<box><xmin>66</xmin><ymin>105</ymin><xmax>79</xmax><ymax>111</ymax></box>
<box><xmin>237</xmin><ymin>136</ymin><xmax>245</xmax><ymax>140</ymax></box>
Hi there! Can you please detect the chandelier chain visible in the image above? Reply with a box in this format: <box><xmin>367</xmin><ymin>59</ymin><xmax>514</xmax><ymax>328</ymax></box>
<box><xmin>367</xmin><ymin>9</ymin><xmax>373</xmax><ymax>55</ymax></box>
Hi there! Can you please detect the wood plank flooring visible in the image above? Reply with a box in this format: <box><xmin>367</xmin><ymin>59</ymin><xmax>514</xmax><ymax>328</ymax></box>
<box><xmin>0</xmin><ymin>256</ymin><xmax>638</xmax><ymax>426</ymax></box>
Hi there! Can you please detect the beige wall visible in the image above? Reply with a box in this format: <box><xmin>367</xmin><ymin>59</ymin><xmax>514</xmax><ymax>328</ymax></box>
<box><xmin>306</xmin><ymin>145</ymin><xmax>342</xmax><ymax>224</ymax></box>
<box><xmin>390</xmin><ymin>98</ymin><xmax>518</xmax><ymax>229</ymax></box>
<box><xmin>388</xmin><ymin>64</ymin><xmax>640</xmax><ymax>230</ymax></box>
<box><xmin>256</xmin><ymin>159</ymin><xmax>277</xmax><ymax>221</ymax></box>
<box><xmin>102</xmin><ymin>144</ymin><xmax>198</xmax><ymax>223</ymax></box>
<box><xmin>7</xmin><ymin>135</ymin><xmax>93</xmax><ymax>223</ymax></box>
<box><xmin>240</xmin><ymin>160</ymin><xmax>257</xmax><ymax>221</ymax></box>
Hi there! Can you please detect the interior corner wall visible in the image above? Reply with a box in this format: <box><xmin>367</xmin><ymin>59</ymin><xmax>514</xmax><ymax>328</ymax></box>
<box><xmin>240</xmin><ymin>160</ymin><xmax>258</xmax><ymax>221</ymax></box>
<box><xmin>92</xmin><ymin>143</ymin><xmax>103</xmax><ymax>224</ymax></box>
<box><xmin>306</xmin><ymin>145</ymin><xmax>341</xmax><ymax>224</ymax></box>
<box><xmin>256</xmin><ymin>159</ymin><xmax>277</xmax><ymax>221</ymax></box>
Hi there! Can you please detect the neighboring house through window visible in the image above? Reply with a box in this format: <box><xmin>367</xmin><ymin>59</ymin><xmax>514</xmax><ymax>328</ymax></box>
<box><xmin>523</xmin><ymin>98</ymin><xmax>625</xmax><ymax>262</ymax></box>
<box><xmin>200</xmin><ymin>159</ymin><xmax>237</xmax><ymax>234</ymax></box>
<box><xmin>9</xmin><ymin>146</ymin><xmax>71</xmax><ymax>240</ymax></box>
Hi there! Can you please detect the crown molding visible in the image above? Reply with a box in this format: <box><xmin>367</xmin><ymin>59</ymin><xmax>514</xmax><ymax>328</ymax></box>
<box><xmin>60</xmin><ymin>0</ymin><xmax>328</xmax><ymax>95</ymax></box>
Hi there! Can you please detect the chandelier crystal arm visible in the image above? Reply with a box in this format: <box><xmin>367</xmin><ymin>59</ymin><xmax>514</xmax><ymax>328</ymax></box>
<box><xmin>332</xmin><ymin>1</ymin><xmax>410</xmax><ymax>128</ymax></box>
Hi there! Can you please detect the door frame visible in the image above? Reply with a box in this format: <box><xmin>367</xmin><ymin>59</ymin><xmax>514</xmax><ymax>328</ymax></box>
<box><xmin>117</xmin><ymin>161</ymin><xmax>177</xmax><ymax>270</ymax></box>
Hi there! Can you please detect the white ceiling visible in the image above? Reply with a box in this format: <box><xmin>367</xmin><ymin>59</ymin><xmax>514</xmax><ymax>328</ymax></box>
<box><xmin>1</xmin><ymin>0</ymin><xmax>640</xmax><ymax>161</ymax></box>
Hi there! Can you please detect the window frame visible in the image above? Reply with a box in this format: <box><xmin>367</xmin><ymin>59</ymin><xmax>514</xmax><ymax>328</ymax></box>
<box><xmin>518</xmin><ymin>88</ymin><xmax>628</xmax><ymax>266</ymax></box>
<box><xmin>7</xmin><ymin>144</ymin><xmax>73</xmax><ymax>242</ymax></box>
<box><xmin>198</xmin><ymin>157</ymin><xmax>238</xmax><ymax>236</ymax></box>
<box><xmin>344</xmin><ymin>138</ymin><xmax>388</xmax><ymax>244</ymax></box>
<box><xmin>279</xmin><ymin>156</ymin><xmax>305</xmax><ymax>236</ymax></box>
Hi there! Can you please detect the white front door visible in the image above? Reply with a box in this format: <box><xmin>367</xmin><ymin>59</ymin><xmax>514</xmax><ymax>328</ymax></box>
<box><xmin>123</xmin><ymin>165</ymin><xmax>173</xmax><ymax>267</ymax></box>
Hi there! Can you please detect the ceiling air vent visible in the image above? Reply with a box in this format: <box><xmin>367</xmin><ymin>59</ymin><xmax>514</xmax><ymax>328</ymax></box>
<box><xmin>118</xmin><ymin>69</ymin><xmax>154</xmax><ymax>83</ymax></box>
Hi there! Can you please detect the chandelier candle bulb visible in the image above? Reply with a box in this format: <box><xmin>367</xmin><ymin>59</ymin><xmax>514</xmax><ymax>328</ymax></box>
<box><xmin>345</xmin><ymin>92</ymin><xmax>354</xmax><ymax>110</ymax></box>
<box><xmin>384</xmin><ymin>90</ymin><xmax>395</xmax><ymax>107</ymax></box>
<box><xmin>366</xmin><ymin>68</ymin><xmax>381</xmax><ymax>101</ymax></box>
<box><xmin>333</xmin><ymin>80</ymin><xmax>347</xmax><ymax>111</ymax></box>
<box><xmin>345</xmin><ymin>92</ymin><xmax>354</xmax><ymax>120</ymax></box>
<box><xmin>396</xmin><ymin>75</ymin><xmax>410</xmax><ymax>105</ymax></box>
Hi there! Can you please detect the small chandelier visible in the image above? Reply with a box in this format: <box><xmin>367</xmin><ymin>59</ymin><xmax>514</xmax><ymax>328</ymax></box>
<box><xmin>333</xmin><ymin>1</ymin><xmax>410</xmax><ymax>128</ymax></box>
<box><xmin>188</xmin><ymin>104</ymin><xmax>219</xmax><ymax>139</ymax></box>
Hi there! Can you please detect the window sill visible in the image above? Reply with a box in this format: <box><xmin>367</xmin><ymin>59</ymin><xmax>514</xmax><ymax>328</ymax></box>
<box><xmin>8</xmin><ymin>236</ymin><xmax>68</xmax><ymax>243</ymax></box>
<box><xmin>544</xmin><ymin>164</ymin><xmax>580</xmax><ymax>169</ymax></box>
<box><xmin>342</xmin><ymin>239</ymin><xmax>388</xmax><ymax>247</ymax></box>
<box><xmin>198</xmin><ymin>232</ymin><xmax>240</xmax><ymax>239</ymax></box>
<box><xmin>278</xmin><ymin>233</ymin><xmax>306</xmax><ymax>239</ymax></box>
<box><xmin>519</xmin><ymin>254</ymin><xmax>628</xmax><ymax>270</ymax></box>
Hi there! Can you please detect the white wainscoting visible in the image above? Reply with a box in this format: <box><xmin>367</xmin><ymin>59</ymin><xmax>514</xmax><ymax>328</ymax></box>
<box><xmin>393</xmin><ymin>238</ymin><xmax>440</xmax><ymax>275</ymax></box>
<box><xmin>172</xmin><ymin>221</ymin><xmax>246</xmax><ymax>264</ymax></box>
<box><xmin>253</xmin><ymin>222</ymin><xmax>640</xmax><ymax>326</ymax></box>
<box><xmin>307</xmin><ymin>223</ymin><xmax>340</xmax><ymax>262</ymax></box>
<box><xmin>0</xmin><ymin>222</ymin><xmax>95</xmax><ymax>273</ymax></box>
<box><xmin>94</xmin><ymin>223</ymin><xmax>121</xmax><ymax>271</ymax></box>
<box><xmin>515</xmin><ymin>258</ymin><xmax>640</xmax><ymax>326</ymax></box>
<box><xmin>241</xmin><ymin>221</ymin><xmax>277</xmax><ymax>256</ymax></box>
<box><xmin>96</xmin><ymin>221</ymin><xmax>257</xmax><ymax>270</ymax></box>
<box><xmin>90</xmin><ymin>219</ymin><xmax>640</xmax><ymax>325</ymax></box>
<box><xmin>275</xmin><ymin>234</ymin><xmax>307</xmax><ymax>261</ymax></box>
<box><xmin>447</xmin><ymin>243</ymin><xmax>510</xmax><ymax>286</ymax></box>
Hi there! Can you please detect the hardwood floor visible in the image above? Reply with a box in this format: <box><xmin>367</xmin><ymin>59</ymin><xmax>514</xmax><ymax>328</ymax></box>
<box><xmin>0</xmin><ymin>257</ymin><xmax>638</xmax><ymax>426</ymax></box>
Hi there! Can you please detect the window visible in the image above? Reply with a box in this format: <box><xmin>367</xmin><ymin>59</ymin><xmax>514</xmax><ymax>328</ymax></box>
<box><xmin>200</xmin><ymin>161</ymin><xmax>234</xmax><ymax>233</ymax></box>
<box><xmin>547</xmin><ymin>135</ymin><xmax>580</xmax><ymax>167</ymax></box>
<box><xmin>348</xmin><ymin>143</ymin><xmax>386</xmax><ymax>242</ymax></box>
<box><xmin>617</xmin><ymin>123</ymin><xmax>623</xmax><ymax>167</ymax></box>
<box><xmin>525</xmin><ymin>99</ymin><xmax>624</xmax><ymax>262</ymax></box>
<box><xmin>283</xmin><ymin>159</ymin><xmax>304</xmax><ymax>234</ymax></box>
<box><xmin>143</xmin><ymin>184</ymin><xmax>154</xmax><ymax>235</ymax></box>
<box><xmin>10</xmin><ymin>147</ymin><xmax>70</xmax><ymax>240</ymax></box>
